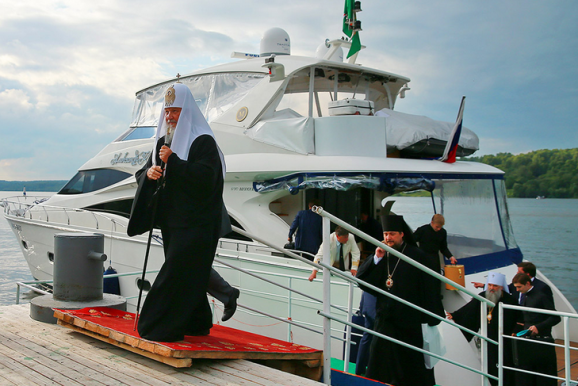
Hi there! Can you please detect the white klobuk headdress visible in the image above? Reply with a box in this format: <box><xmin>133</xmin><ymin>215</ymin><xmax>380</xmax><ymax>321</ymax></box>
<box><xmin>484</xmin><ymin>271</ymin><xmax>510</xmax><ymax>294</ymax></box>
<box><xmin>153</xmin><ymin>83</ymin><xmax>226</xmax><ymax>177</ymax></box>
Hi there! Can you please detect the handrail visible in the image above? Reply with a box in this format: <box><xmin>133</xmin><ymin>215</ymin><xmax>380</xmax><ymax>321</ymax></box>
<box><xmin>312</xmin><ymin>205</ymin><xmax>495</xmax><ymax>307</ymax></box>
<box><xmin>498</xmin><ymin>302</ymin><xmax>578</xmax><ymax>386</ymax></box>
<box><xmin>309</xmin><ymin>206</ymin><xmax>497</xmax><ymax>385</ymax></box>
<box><xmin>2</xmin><ymin>196</ymin><xmax>130</xmax><ymax>232</ymax></box>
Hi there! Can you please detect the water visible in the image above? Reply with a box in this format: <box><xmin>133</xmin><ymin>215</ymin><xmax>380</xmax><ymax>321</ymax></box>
<box><xmin>1</xmin><ymin>192</ymin><xmax>577</xmax><ymax>310</ymax></box>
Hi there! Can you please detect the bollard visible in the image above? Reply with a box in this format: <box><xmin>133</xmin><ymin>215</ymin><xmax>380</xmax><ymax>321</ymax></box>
<box><xmin>30</xmin><ymin>232</ymin><xmax>126</xmax><ymax>324</ymax></box>
<box><xmin>53</xmin><ymin>233</ymin><xmax>108</xmax><ymax>302</ymax></box>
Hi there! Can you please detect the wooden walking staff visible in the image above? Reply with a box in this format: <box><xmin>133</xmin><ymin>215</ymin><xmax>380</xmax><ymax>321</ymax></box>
<box><xmin>133</xmin><ymin>129</ymin><xmax>174</xmax><ymax>331</ymax></box>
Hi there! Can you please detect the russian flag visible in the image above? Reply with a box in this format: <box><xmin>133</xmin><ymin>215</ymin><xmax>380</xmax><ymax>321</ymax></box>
<box><xmin>440</xmin><ymin>96</ymin><xmax>466</xmax><ymax>163</ymax></box>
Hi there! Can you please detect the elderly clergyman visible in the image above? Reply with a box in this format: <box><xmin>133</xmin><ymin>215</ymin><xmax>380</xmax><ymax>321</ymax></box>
<box><xmin>128</xmin><ymin>83</ymin><xmax>236</xmax><ymax>341</ymax></box>
<box><xmin>447</xmin><ymin>272</ymin><xmax>519</xmax><ymax>386</ymax></box>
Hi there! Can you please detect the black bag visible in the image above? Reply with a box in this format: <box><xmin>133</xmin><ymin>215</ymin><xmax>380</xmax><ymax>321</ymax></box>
<box><xmin>284</xmin><ymin>241</ymin><xmax>295</xmax><ymax>249</ymax></box>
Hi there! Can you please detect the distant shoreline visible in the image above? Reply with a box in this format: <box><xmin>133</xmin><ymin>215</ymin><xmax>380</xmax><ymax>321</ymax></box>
<box><xmin>0</xmin><ymin>181</ymin><xmax>67</xmax><ymax>192</ymax></box>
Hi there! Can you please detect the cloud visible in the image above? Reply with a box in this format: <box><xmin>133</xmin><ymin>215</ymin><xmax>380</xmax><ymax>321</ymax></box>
<box><xmin>0</xmin><ymin>0</ymin><xmax>577</xmax><ymax>180</ymax></box>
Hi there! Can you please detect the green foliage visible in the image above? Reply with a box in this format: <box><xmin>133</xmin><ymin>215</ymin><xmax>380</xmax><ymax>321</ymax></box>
<box><xmin>0</xmin><ymin>180</ymin><xmax>67</xmax><ymax>192</ymax></box>
<box><xmin>462</xmin><ymin>148</ymin><xmax>578</xmax><ymax>198</ymax></box>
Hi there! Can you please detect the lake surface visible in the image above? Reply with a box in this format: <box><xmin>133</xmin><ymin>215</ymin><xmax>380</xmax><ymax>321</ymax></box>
<box><xmin>1</xmin><ymin>192</ymin><xmax>577</xmax><ymax>310</ymax></box>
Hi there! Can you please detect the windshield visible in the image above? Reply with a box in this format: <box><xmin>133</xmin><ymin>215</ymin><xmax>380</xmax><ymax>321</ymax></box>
<box><xmin>59</xmin><ymin>169</ymin><xmax>132</xmax><ymax>195</ymax></box>
<box><xmin>130</xmin><ymin>72</ymin><xmax>265</xmax><ymax>127</ymax></box>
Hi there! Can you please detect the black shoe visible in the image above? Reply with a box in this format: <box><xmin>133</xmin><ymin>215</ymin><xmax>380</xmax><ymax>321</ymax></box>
<box><xmin>222</xmin><ymin>288</ymin><xmax>240</xmax><ymax>322</ymax></box>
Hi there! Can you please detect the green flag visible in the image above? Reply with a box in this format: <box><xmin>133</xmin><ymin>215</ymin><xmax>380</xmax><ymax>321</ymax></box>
<box><xmin>343</xmin><ymin>0</ymin><xmax>354</xmax><ymax>37</ymax></box>
<box><xmin>347</xmin><ymin>31</ymin><xmax>361</xmax><ymax>58</ymax></box>
<box><xmin>342</xmin><ymin>0</ymin><xmax>361</xmax><ymax>58</ymax></box>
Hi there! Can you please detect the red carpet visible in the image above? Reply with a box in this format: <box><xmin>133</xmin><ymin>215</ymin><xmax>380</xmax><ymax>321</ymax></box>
<box><xmin>56</xmin><ymin>307</ymin><xmax>320</xmax><ymax>355</ymax></box>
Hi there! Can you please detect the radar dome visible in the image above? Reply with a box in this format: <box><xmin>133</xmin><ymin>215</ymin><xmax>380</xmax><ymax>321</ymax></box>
<box><xmin>260</xmin><ymin>28</ymin><xmax>291</xmax><ymax>57</ymax></box>
<box><xmin>315</xmin><ymin>41</ymin><xmax>344</xmax><ymax>62</ymax></box>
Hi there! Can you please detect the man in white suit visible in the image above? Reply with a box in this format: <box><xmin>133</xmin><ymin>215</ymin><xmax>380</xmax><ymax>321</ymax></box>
<box><xmin>308</xmin><ymin>226</ymin><xmax>360</xmax><ymax>281</ymax></box>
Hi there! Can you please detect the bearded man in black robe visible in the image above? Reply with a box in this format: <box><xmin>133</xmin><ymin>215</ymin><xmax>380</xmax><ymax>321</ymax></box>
<box><xmin>128</xmin><ymin>83</ymin><xmax>233</xmax><ymax>341</ymax></box>
<box><xmin>356</xmin><ymin>215</ymin><xmax>441</xmax><ymax>386</ymax></box>
<box><xmin>447</xmin><ymin>271</ymin><xmax>519</xmax><ymax>386</ymax></box>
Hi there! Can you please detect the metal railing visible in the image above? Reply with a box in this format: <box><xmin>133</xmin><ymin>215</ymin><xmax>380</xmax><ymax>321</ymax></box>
<box><xmin>9</xmin><ymin>199</ymin><xmax>504</xmax><ymax>385</ymax></box>
<box><xmin>311</xmin><ymin>206</ymin><xmax>497</xmax><ymax>385</ymax></box>
<box><xmin>2</xmin><ymin>196</ymin><xmax>130</xmax><ymax>233</ymax></box>
<box><xmin>499</xmin><ymin>302</ymin><xmax>578</xmax><ymax>386</ymax></box>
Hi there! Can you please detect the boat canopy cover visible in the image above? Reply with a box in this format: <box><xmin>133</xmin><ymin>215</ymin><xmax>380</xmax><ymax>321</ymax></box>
<box><xmin>254</xmin><ymin>173</ymin><xmax>435</xmax><ymax>195</ymax></box>
<box><xmin>375</xmin><ymin>108</ymin><xmax>479</xmax><ymax>154</ymax></box>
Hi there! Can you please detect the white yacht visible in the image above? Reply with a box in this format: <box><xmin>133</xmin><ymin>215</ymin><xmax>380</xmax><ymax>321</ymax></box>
<box><xmin>3</xmin><ymin>25</ymin><xmax>576</xmax><ymax>386</ymax></box>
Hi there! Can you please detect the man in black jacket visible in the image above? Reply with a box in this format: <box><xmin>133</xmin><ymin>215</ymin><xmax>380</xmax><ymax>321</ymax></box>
<box><xmin>356</xmin><ymin>215</ymin><xmax>441</xmax><ymax>386</ymax></box>
<box><xmin>512</xmin><ymin>272</ymin><xmax>560</xmax><ymax>386</ymax></box>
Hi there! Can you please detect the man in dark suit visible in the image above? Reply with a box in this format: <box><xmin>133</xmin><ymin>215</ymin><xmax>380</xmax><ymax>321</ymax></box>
<box><xmin>512</xmin><ymin>273</ymin><xmax>560</xmax><ymax>386</ymax></box>
<box><xmin>288</xmin><ymin>199</ymin><xmax>322</xmax><ymax>260</ymax></box>
<box><xmin>508</xmin><ymin>262</ymin><xmax>553</xmax><ymax>305</ymax></box>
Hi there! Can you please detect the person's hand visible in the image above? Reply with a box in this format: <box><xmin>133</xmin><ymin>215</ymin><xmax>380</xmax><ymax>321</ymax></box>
<box><xmin>472</xmin><ymin>281</ymin><xmax>484</xmax><ymax>289</ymax></box>
<box><xmin>529</xmin><ymin>325</ymin><xmax>539</xmax><ymax>336</ymax></box>
<box><xmin>159</xmin><ymin>145</ymin><xmax>173</xmax><ymax>163</ymax></box>
<box><xmin>446</xmin><ymin>312</ymin><xmax>453</xmax><ymax>320</ymax></box>
<box><xmin>146</xmin><ymin>166</ymin><xmax>163</xmax><ymax>181</ymax></box>
<box><xmin>375</xmin><ymin>247</ymin><xmax>385</xmax><ymax>258</ymax></box>
<box><xmin>351</xmin><ymin>269</ymin><xmax>357</xmax><ymax>277</ymax></box>
<box><xmin>308</xmin><ymin>271</ymin><xmax>317</xmax><ymax>282</ymax></box>
<box><xmin>450</xmin><ymin>256</ymin><xmax>458</xmax><ymax>265</ymax></box>
<box><xmin>288</xmin><ymin>237</ymin><xmax>291</xmax><ymax>242</ymax></box>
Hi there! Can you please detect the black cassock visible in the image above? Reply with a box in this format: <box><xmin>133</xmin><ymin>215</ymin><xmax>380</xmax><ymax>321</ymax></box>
<box><xmin>451</xmin><ymin>291</ymin><xmax>519</xmax><ymax>386</ymax></box>
<box><xmin>128</xmin><ymin>134</ymin><xmax>224</xmax><ymax>342</ymax></box>
<box><xmin>356</xmin><ymin>243</ymin><xmax>442</xmax><ymax>386</ymax></box>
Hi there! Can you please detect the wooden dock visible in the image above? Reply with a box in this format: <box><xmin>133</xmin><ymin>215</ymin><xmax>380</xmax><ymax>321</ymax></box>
<box><xmin>0</xmin><ymin>304</ymin><xmax>323</xmax><ymax>385</ymax></box>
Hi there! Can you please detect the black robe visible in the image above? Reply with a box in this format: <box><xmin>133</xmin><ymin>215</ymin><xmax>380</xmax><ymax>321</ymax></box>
<box><xmin>451</xmin><ymin>290</ymin><xmax>519</xmax><ymax>386</ymax></box>
<box><xmin>356</xmin><ymin>243</ymin><xmax>441</xmax><ymax>386</ymax></box>
<box><xmin>514</xmin><ymin>288</ymin><xmax>560</xmax><ymax>386</ymax></box>
<box><xmin>128</xmin><ymin>134</ymin><xmax>224</xmax><ymax>342</ymax></box>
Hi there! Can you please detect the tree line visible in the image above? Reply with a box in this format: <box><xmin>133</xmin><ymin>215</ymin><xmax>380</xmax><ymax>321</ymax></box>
<box><xmin>0</xmin><ymin>180</ymin><xmax>67</xmax><ymax>192</ymax></box>
<box><xmin>463</xmin><ymin>148</ymin><xmax>578</xmax><ymax>198</ymax></box>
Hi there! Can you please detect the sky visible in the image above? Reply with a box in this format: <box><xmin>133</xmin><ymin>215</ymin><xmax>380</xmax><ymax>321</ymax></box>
<box><xmin>1</xmin><ymin>0</ymin><xmax>577</xmax><ymax>181</ymax></box>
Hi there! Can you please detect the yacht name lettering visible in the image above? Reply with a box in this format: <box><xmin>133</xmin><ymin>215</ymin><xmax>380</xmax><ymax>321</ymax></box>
<box><xmin>111</xmin><ymin>151</ymin><xmax>151</xmax><ymax>166</ymax></box>
<box><xmin>230</xmin><ymin>187</ymin><xmax>254</xmax><ymax>191</ymax></box>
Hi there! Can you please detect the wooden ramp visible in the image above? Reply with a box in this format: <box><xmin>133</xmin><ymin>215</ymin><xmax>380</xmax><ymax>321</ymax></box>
<box><xmin>0</xmin><ymin>304</ymin><xmax>323</xmax><ymax>386</ymax></box>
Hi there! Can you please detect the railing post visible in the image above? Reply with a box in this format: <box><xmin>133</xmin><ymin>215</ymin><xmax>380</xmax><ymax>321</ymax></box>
<box><xmin>322</xmin><ymin>215</ymin><xmax>331</xmax><ymax>385</ymax></box>
<box><xmin>480</xmin><ymin>302</ymin><xmax>489</xmax><ymax>386</ymax></box>
<box><xmin>343</xmin><ymin>281</ymin><xmax>354</xmax><ymax>373</ymax></box>
<box><xmin>498</xmin><ymin>302</ymin><xmax>503</xmax><ymax>386</ymax></box>
<box><xmin>16</xmin><ymin>283</ymin><xmax>21</xmax><ymax>305</ymax></box>
<box><xmin>564</xmin><ymin>316</ymin><xmax>571</xmax><ymax>385</ymax></box>
<box><xmin>288</xmin><ymin>277</ymin><xmax>293</xmax><ymax>342</ymax></box>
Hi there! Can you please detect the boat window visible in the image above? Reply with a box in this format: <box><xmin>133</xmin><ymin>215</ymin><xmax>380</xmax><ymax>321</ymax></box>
<box><xmin>85</xmin><ymin>199</ymin><xmax>133</xmax><ymax>218</ymax></box>
<box><xmin>397</xmin><ymin>178</ymin><xmax>517</xmax><ymax>258</ymax></box>
<box><xmin>59</xmin><ymin>169</ymin><xmax>132</xmax><ymax>195</ymax></box>
<box><xmin>115</xmin><ymin>126</ymin><xmax>156</xmax><ymax>142</ymax></box>
<box><xmin>130</xmin><ymin>73</ymin><xmax>264</xmax><ymax>127</ymax></box>
<box><xmin>275</xmin><ymin>68</ymin><xmax>391</xmax><ymax>117</ymax></box>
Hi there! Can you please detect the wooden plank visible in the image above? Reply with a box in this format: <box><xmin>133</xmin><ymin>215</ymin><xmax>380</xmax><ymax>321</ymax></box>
<box><xmin>1</xmin><ymin>305</ymin><xmax>323</xmax><ymax>386</ymax></box>
<box><xmin>0</xmin><ymin>336</ymin><xmax>76</xmax><ymax>386</ymax></box>
<box><xmin>58</xmin><ymin>320</ymin><xmax>193</xmax><ymax>368</ymax></box>
<box><xmin>0</xmin><ymin>318</ymin><xmax>152</xmax><ymax>386</ymax></box>
<box><xmin>1</xmin><ymin>306</ymin><xmax>188</xmax><ymax>386</ymax></box>
<box><xmin>0</xmin><ymin>329</ymin><xmax>102</xmax><ymax>385</ymax></box>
